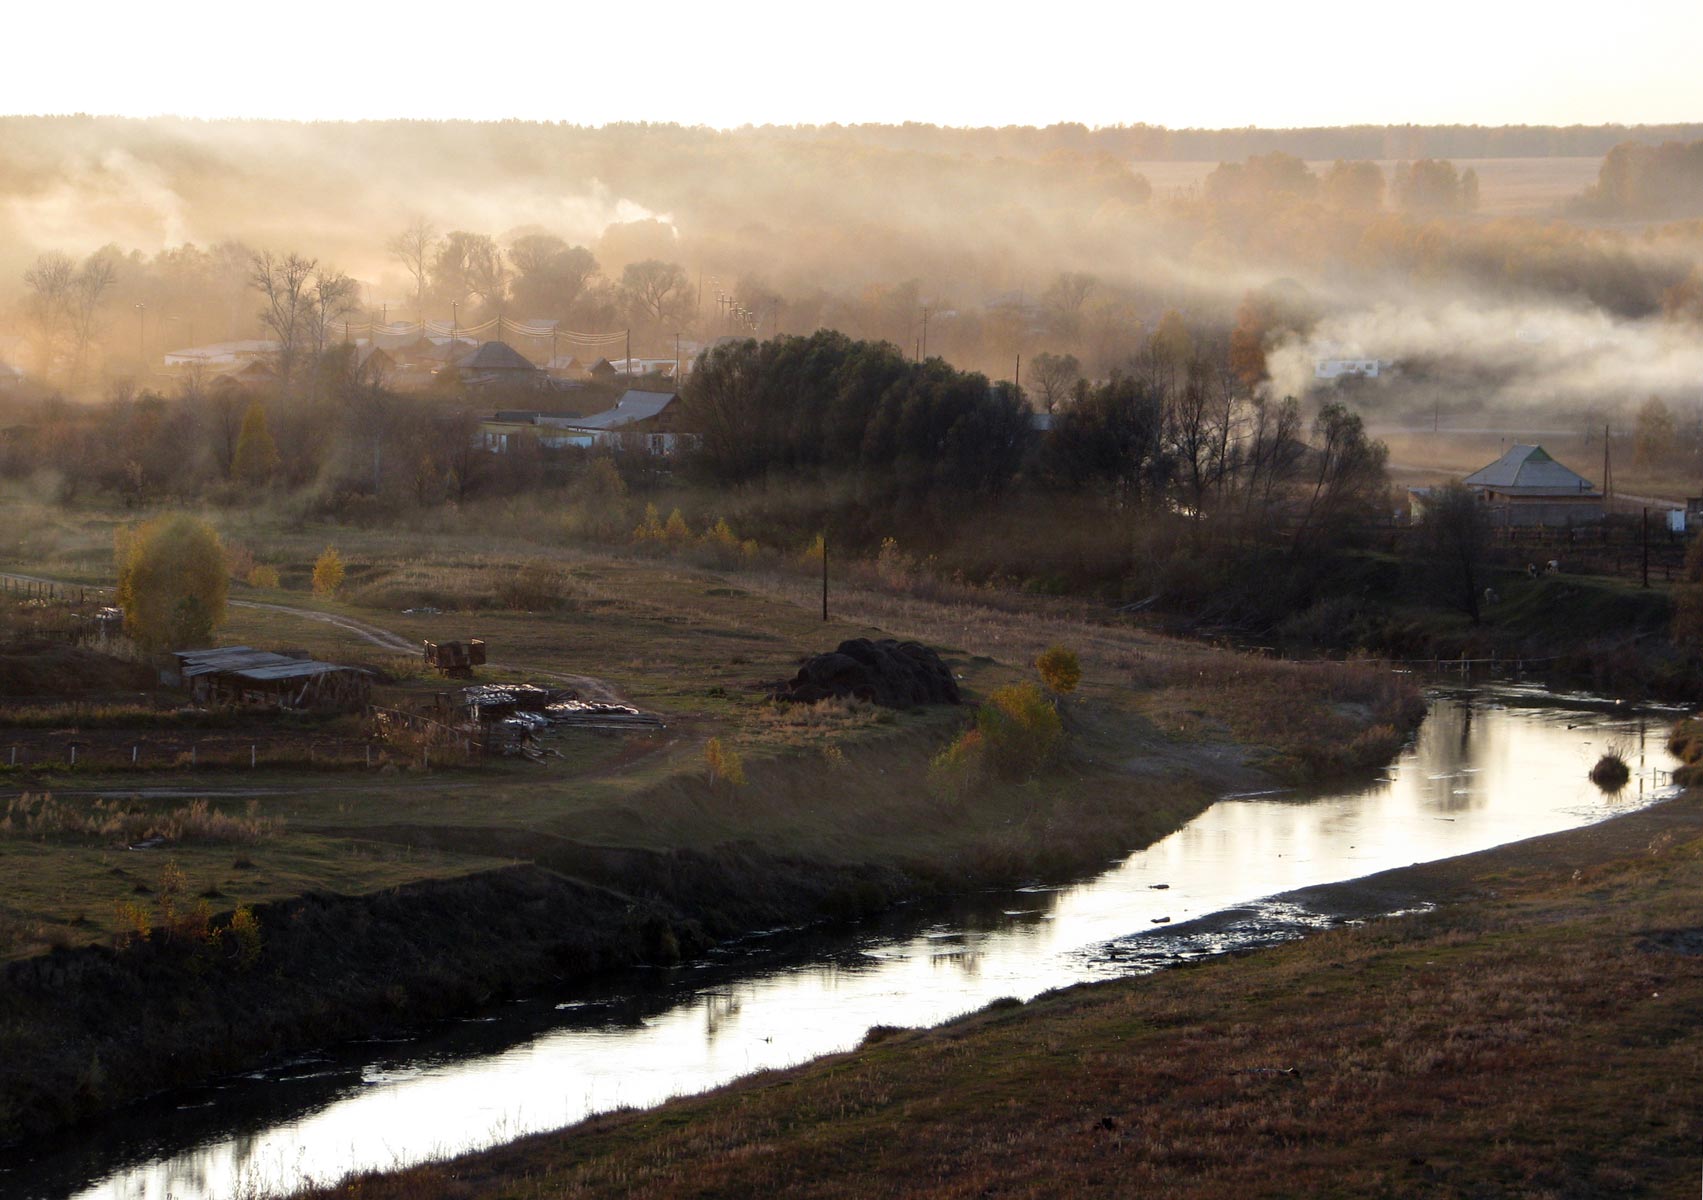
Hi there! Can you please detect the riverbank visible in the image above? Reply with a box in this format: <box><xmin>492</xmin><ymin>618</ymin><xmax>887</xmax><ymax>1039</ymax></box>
<box><xmin>0</xmin><ymin>516</ymin><xmax>1427</xmax><ymax>1148</ymax></box>
<box><xmin>289</xmin><ymin>787</ymin><xmax>1703</xmax><ymax>1199</ymax></box>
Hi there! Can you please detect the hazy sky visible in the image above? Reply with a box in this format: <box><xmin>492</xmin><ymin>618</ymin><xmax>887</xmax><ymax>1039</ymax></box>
<box><xmin>6</xmin><ymin>1</ymin><xmax>1698</xmax><ymax>129</ymax></box>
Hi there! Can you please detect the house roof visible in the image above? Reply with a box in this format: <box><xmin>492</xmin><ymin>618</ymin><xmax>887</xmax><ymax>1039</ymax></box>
<box><xmin>548</xmin><ymin>389</ymin><xmax>677</xmax><ymax>431</ymax></box>
<box><xmin>173</xmin><ymin>646</ymin><xmax>364</xmax><ymax>682</ymax></box>
<box><xmin>463</xmin><ymin>341</ymin><xmax>538</xmax><ymax>372</ymax></box>
<box><xmin>1463</xmin><ymin>445</ymin><xmax>1597</xmax><ymax>496</ymax></box>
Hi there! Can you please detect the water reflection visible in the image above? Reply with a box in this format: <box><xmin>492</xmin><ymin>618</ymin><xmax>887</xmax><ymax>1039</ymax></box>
<box><xmin>7</xmin><ymin>685</ymin><xmax>1680</xmax><ymax>1200</ymax></box>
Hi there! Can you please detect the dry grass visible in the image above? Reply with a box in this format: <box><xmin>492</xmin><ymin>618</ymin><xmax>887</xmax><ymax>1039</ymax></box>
<box><xmin>1</xmin><ymin>794</ymin><xmax>283</xmax><ymax>845</ymax></box>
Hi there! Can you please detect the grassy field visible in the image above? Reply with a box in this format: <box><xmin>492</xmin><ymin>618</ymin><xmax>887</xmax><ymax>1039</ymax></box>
<box><xmin>294</xmin><ymin>790</ymin><xmax>1703</xmax><ymax>1200</ymax></box>
<box><xmin>0</xmin><ymin>497</ymin><xmax>1422</xmax><ymax>965</ymax></box>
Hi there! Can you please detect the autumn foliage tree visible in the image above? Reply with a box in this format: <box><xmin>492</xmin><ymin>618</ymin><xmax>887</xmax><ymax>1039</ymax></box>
<box><xmin>312</xmin><ymin>547</ymin><xmax>346</xmax><ymax>596</ymax></box>
<box><xmin>231</xmin><ymin>400</ymin><xmax>280</xmax><ymax>483</ymax></box>
<box><xmin>115</xmin><ymin>515</ymin><xmax>229</xmax><ymax>650</ymax></box>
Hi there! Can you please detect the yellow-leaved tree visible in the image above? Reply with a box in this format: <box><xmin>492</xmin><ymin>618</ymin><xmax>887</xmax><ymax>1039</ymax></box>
<box><xmin>115</xmin><ymin>514</ymin><xmax>229</xmax><ymax>650</ymax></box>
<box><xmin>312</xmin><ymin>547</ymin><xmax>346</xmax><ymax>597</ymax></box>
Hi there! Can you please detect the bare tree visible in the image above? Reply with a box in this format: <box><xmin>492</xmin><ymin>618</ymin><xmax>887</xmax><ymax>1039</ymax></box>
<box><xmin>387</xmin><ymin>219</ymin><xmax>438</xmax><ymax>323</ymax></box>
<box><xmin>1029</xmin><ymin>351</ymin><xmax>1081</xmax><ymax>413</ymax></box>
<box><xmin>67</xmin><ymin>253</ymin><xmax>118</xmax><ymax>389</ymax></box>
<box><xmin>250</xmin><ymin>251</ymin><xmax>317</xmax><ymax>387</ymax></box>
<box><xmin>307</xmin><ymin>269</ymin><xmax>361</xmax><ymax>368</ymax></box>
<box><xmin>621</xmin><ymin>259</ymin><xmax>689</xmax><ymax>327</ymax></box>
<box><xmin>22</xmin><ymin>252</ymin><xmax>76</xmax><ymax>377</ymax></box>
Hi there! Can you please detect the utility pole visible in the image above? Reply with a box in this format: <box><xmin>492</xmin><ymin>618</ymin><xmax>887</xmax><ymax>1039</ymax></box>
<box><xmin>1603</xmin><ymin>424</ymin><xmax>1613</xmax><ymax>510</ymax></box>
<box><xmin>674</xmin><ymin>331</ymin><xmax>681</xmax><ymax>381</ymax></box>
<box><xmin>134</xmin><ymin>303</ymin><xmax>146</xmax><ymax>367</ymax></box>
<box><xmin>920</xmin><ymin>306</ymin><xmax>929</xmax><ymax>360</ymax></box>
<box><xmin>1014</xmin><ymin>352</ymin><xmax>1021</xmax><ymax>396</ymax></box>
<box><xmin>625</xmin><ymin>329</ymin><xmax>631</xmax><ymax>379</ymax></box>
<box><xmin>821</xmin><ymin>534</ymin><xmax>828</xmax><ymax>622</ymax></box>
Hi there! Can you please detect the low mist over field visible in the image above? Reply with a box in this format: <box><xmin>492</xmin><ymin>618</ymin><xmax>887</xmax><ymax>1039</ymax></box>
<box><xmin>3</xmin><ymin>116</ymin><xmax>1703</xmax><ymax>430</ymax></box>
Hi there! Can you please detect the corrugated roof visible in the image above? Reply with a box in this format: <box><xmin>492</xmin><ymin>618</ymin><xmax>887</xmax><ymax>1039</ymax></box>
<box><xmin>173</xmin><ymin>646</ymin><xmax>363</xmax><ymax>682</ymax></box>
<box><xmin>560</xmin><ymin>390</ymin><xmax>677</xmax><ymax>431</ymax></box>
<box><xmin>1462</xmin><ymin>444</ymin><xmax>1597</xmax><ymax>496</ymax></box>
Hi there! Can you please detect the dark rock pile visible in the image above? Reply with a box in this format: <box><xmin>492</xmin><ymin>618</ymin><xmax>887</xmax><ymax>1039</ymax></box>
<box><xmin>774</xmin><ymin>638</ymin><xmax>960</xmax><ymax>707</ymax></box>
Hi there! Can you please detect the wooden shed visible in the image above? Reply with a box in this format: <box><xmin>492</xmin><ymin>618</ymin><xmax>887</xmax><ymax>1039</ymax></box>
<box><xmin>172</xmin><ymin>646</ymin><xmax>372</xmax><ymax>712</ymax></box>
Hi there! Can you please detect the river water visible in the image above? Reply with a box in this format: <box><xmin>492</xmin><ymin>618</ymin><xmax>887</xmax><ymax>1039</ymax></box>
<box><xmin>4</xmin><ymin>683</ymin><xmax>1683</xmax><ymax>1200</ymax></box>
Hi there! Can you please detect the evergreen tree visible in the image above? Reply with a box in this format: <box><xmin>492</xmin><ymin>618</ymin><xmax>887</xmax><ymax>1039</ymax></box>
<box><xmin>231</xmin><ymin>400</ymin><xmax>280</xmax><ymax>484</ymax></box>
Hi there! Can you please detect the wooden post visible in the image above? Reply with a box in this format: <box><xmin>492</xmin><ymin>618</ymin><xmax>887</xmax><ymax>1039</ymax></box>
<box><xmin>131</xmin><ymin>745</ymin><xmax>138</xmax><ymax>765</ymax></box>
<box><xmin>69</xmin><ymin>745</ymin><xmax>76</xmax><ymax>766</ymax></box>
<box><xmin>821</xmin><ymin>533</ymin><xmax>828</xmax><ymax>622</ymax></box>
<box><xmin>251</xmin><ymin>744</ymin><xmax>257</xmax><ymax>768</ymax></box>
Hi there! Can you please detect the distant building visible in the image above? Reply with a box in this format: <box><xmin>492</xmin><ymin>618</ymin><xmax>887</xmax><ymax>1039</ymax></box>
<box><xmin>459</xmin><ymin>340</ymin><xmax>545</xmax><ymax>389</ymax></box>
<box><xmin>479</xmin><ymin>390</ymin><xmax>691</xmax><ymax>455</ymax></box>
<box><xmin>1314</xmin><ymin>358</ymin><xmax>1387</xmax><ymax>380</ymax></box>
<box><xmin>164</xmin><ymin>340</ymin><xmax>279</xmax><ymax>368</ymax></box>
<box><xmin>1412</xmin><ymin>444</ymin><xmax>1604</xmax><ymax>527</ymax></box>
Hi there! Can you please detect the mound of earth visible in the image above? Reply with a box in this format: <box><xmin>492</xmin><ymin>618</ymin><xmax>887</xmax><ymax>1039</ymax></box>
<box><xmin>774</xmin><ymin>638</ymin><xmax>959</xmax><ymax>707</ymax></box>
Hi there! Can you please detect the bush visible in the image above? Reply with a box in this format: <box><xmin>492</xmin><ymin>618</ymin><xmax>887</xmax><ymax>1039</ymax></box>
<box><xmin>704</xmin><ymin>737</ymin><xmax>746</xmax><ymax>786</ymax></box>
<box><xmin>1035</xmin><ymin>645</ymin><xmax>1082</xmax><ymax>693</ymax></box>
<box><xmin>114</xmin><ymin>514</ymin><xmax>228</xmax><ymax>650</ymax></box>
<box><xmin>312</xmin><ymin>547</ymin><xmax>346</xmax><ymax>597</ymax></box>
<box><xmin>976</xmin><ymin>683</ymin><xmax>1064</xmax><ymax>780</ymax></box>
<box><xmin>246</xmin><ymin>564</ymin><xmax>280</xmax><ymax>589</ymax></box>
<box><xmin>929</xmin><ymin>728</ymin><xmax>984</xmax><ymax>801</ymax></box>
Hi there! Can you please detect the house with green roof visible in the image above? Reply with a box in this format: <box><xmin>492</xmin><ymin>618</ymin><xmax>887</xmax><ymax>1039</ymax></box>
<box><xmin>1411</xmin><ymin>444</ymin><xmax>1604</xmax><ymax>528</ymax></box>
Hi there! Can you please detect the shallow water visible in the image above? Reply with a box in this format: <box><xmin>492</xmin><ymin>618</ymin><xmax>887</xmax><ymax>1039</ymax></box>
<box><xmin>5</xmin><ymin>684</ymin><xmax>1680</xmax><ymax>1200</ymax></box>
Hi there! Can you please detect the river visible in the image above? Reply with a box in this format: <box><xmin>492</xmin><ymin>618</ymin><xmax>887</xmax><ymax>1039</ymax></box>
<box><xmin>2</xmin><ymin>682</ymin><xmax>1683</xmax><ymax>1200</ymax></box>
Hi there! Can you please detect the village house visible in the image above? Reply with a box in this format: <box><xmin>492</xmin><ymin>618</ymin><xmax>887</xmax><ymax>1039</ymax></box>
<box><xmin>1411</xmin><ymin>443</ymin><xmax>1605</xmax><ymax>528</ymax></box>
<box><xmin>458</xmin><ymin>340</ymin><xmax>546</xmax><ymax>390</ymax></box>
<box><xmin>478</xmin><ymin>389</ymin><xmax>692</xmax><ymax>455</ymax></box>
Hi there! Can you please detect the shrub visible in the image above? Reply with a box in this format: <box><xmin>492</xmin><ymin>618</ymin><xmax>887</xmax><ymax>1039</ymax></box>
<box><xmin>1035</xmin><ymin>645</ymin><xmax>1082</xmax><ymax>694</ymax></box>
<box><xmin>876</xmin><ymin>537</ymin><xmax>914</xmax><ymax>588</ymax></box>
<box><xmin>1590</xmin><ymin>750</ymin><xmax>1631</xmax><ymax>791</ymax></box>
<box><xmin>704</xmin><ymin>737</ymin><xmax>746</xmax><ymax>786</ymax></box>
<box><xmin>663</xmin><ymin>508</ymin><xmax>692</xmax><ymax>546</ymax></box>
<box><xmin>224</xmin><ymin>542</ymin><xmax>256</xmax><ymax>581</ymax></box>
<box><xmin>929</xmin><ymin>727</ymin><xmax>984</xmax><ymax>800</ymax></box>
<box><xmin>632</xmin><ymin>503</ymin><xmax>665</xmax><ymax>546</ymax></box>
<box><xmin>568</xmin><ymin>458</ymin><xmax>629</xmax><ymax>541</ymax></box>
<box><xmin>246</xmin><ymin>564</ymin><xmax>280</xmax><ymax>589</ymax></box>
<box><xmin>976</xmin><ymin>683</ymin><xmax>1063</xmax><ymax>780</ymax></box>
<box><xmin>312</xmin><ymin>547</ymin><xmax>346</xmax><ymax>597</ymax></box>
<box><xmin>225</xmin><ymin>905</ymin><xmax>262</xmax><ymax>968</ymax></box>
<box><xmin>798</xmin><ymin>533</ymin><xmax>826</xmax><ymax>567</ymax></box>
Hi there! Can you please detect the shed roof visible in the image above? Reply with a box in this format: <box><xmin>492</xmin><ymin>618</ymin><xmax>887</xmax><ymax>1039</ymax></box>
<box><xmin>1462</xmin><ymin>444</ymin><xmax>1597</xmax><ymax>496</ymax></box>
<box><xmin>555</xmin><ymin>389</ymin><xmax>678</xmax><ymax>431</ymax></box>
<box><xmin>173</xmin><ymin>646</ymin><xmax>364</xmax><ymax>682</ymax></box>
